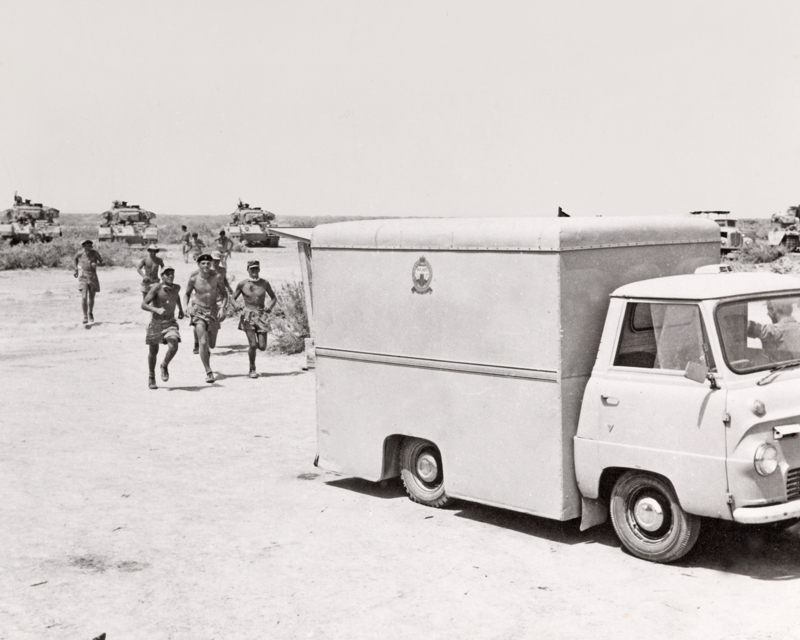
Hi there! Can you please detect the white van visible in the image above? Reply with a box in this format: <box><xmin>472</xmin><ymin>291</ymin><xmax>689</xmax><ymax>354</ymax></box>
<box><xmin>311</xmin><ymin>216</ymin><xmax>800</xmax><ymax>562</ymax></box>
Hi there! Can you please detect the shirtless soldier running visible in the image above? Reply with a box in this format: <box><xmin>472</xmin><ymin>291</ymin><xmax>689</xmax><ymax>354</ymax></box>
<box><xmin>136</xmin><ymin>244</ymin><xmax>164</xmax><ymax>299</ymax></box>
<box><xmin>233</xmin><ymin>260</ymin><xmax>277</xmax><ymax>378</ymax></box>
<box><xmin>141</xmin><ymin>266</ymin><xmax>184</xmax><ymax>389</ymax></box>
<box><xmin>185</xmin><ymin>253</ymin><xmax>228</xmax><ymax>383</ymax></box>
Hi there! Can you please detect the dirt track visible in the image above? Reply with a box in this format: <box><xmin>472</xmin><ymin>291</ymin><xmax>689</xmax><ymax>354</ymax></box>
<box><xmin>3</xmin><ymin>243</ymin><xmax>800</xmax><ymax>639</ymax></box>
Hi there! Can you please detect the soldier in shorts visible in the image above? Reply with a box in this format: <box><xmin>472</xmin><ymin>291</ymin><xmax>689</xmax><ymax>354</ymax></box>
<box><xmin>233</xmin><ymin>260</ymin><xmax>277</xmax><ymax>378</ymax></box>
<box><xmin>74</xmin><ymin>239</ymin><xmax>103</xmax><ymax>324</ymax></box>
<box><xmin>136</xmin><ymin>244</ymin><xmax>164</xmax><ymax>298</ymax></box>
<box><xmin>142</xmin><ymin>266</ymin><xmax>184</xmax><ymax>390</ymax></box>
<box><xmin>185</xmin><ymin>253</ymin><xmax>228</xmax><ymax>383</ymax></box>
<box><xmin>180</xmin><ymin>225</ymin><xmax>191</xmax><ymax>263</ymax></box>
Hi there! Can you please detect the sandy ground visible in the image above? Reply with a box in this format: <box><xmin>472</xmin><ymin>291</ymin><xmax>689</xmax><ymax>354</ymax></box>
<box><xmin>3</xmin><ymin>244</ymin><xmax>800</xmax><ymax>639</ymax></box>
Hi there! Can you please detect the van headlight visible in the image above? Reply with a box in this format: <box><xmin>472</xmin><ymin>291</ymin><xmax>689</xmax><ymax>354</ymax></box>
<box><xmin>754</xmin><ymin>443</ymin><xmax>779</xmax><ymax>476</ymax></box>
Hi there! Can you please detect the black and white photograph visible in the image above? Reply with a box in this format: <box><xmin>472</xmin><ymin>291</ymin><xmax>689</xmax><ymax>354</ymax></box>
<box><xmin>3</xmin><ymin>2</ymin><xmax>800</xmax><ymax>638</ymax></box>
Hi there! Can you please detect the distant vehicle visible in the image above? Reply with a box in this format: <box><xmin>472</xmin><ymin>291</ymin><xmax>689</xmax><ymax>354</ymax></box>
<box><xmin>768</xmin><ymin>204</ymin><xmax>800</xmax><ymax>252</ymax></box>
<box><xmin>224</xmin><ymin>200</ymin><xmax>279</xmax><ymax>247</ymax></box>
<box><xmin>0</xmin><ymin>194</ymin><xmax>62</xmax><ymax>244</ymax></box>
<box><xmin>98</xmin><ymin>200</ymin><xmax>158</xmax><ymax>245</ymax></box>
<box><xmin>689</xmin><ymin>211</ymin><xmax>744</xmax><ymax>254</ymax></box>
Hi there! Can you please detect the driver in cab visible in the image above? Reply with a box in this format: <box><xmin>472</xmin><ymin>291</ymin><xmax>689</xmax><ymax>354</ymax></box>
<box><xmin>747</xmin><ymin>299</ymin><xmax>800</xmax><ymax>361</ymax></box>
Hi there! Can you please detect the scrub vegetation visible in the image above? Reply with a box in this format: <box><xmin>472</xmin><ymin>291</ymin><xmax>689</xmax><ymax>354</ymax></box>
<box><xmin>269</xmin><ymin>282</ymin><xmax>310</xmax><ymax>354</ymax></box>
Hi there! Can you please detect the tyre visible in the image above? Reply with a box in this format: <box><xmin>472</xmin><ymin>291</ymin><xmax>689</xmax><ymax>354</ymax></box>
<box><xmin>610</xmin><ymin>471</ymin><xmax>700</xmax><ymax>563</ymax></box>
<box><xmin>400</xmin><ymin>439</ymin><xmax>450</xmax><ymax>508</ymax></box>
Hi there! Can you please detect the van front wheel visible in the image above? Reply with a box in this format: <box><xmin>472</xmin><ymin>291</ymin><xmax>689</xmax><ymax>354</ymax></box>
<box><xmin>610</xmin><ymin>472</ymin><xmax>700</xmax><ymax>563</ymax></box>
<box><xmin>400</xmin><ymin>439</ymin><xmax>450</xmax><ymax>508</ymax></box>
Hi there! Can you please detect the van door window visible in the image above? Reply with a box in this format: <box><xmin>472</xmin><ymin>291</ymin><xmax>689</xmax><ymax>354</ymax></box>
<box><xmin>614</xmin><ymin>302</ymin><xmax>714</xmax><ymax>371</ymax></box>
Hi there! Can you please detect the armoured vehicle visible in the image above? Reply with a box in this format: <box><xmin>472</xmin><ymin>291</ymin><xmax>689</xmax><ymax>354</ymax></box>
<box><xmin>0</xmin><ymin>194</ymin><xmax>62</xmax><ymax>244</ymax></box>
<box><xmin>98</xmin><ymin>200</ymin><xmax>158</xmax><ymax>245</ymax></box>
<box><xmin>225</xmin><ymin>200</ymin><xmax>279</xmax><ymax>247</ymax></box>
<box><xmin>689</xmin><ymin>211</ymin><xmax>745</xmax><ymax>254</ymax></box>
<box><xmin>768</xmin><ymin>204</ymin><xmax>800</xmax><ymax>252</ymax></box>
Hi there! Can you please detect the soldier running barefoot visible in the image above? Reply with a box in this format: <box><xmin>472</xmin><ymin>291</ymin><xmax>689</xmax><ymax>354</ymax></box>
<box><xmin>136</xmin><ymin>244</ymin><xmax>164</xmax><ymax>299</ymax></box>
<box><xmin>74</xmin><ymin>239</ymin><xmax>103</xmax><ymax>324</ymax></box>
<box><xmin>185</xmin><ymin>253</ymin><xmax>228</xmax><ymax>383</ymax></box>
<box><xmin>233</xmin><ymin>260</ymin><xmax>277</xmax><ymax>378</ymax></box>
<box><xmin>141</xmin><ymin>266</ymin><xmax>184</xmax><ymax>389</ymax></box>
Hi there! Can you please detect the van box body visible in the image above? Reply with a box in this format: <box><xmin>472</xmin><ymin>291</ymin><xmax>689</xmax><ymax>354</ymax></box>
<box><xmin>311</xmin><ymin>216</ymin><xmax>720</xmax><ymax>520</ymax></box>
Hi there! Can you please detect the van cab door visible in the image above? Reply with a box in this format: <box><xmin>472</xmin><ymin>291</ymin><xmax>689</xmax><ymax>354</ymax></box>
<box><xmin>592</xmin><ymin>300</ymin><xmax>730</xmax><ymax>519</ymax></box>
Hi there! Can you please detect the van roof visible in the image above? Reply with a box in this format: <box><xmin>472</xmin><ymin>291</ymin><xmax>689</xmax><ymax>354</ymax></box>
<box><xmin>311</xmin><ymin>216</ymin><xmax>720</xmax><ymax>251</ymax></box>
<box><xmin>613</xmin><ymin>272</ymin><xmax>800</xmax><ymax>300</ymax></box>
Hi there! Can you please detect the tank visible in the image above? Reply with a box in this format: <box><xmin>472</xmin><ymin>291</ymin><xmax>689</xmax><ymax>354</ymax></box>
<box><xmin>768</xmin><ymin>204</ymin><xmax>800</xmax><ymax>252</ymax></box>
<box><xmin>98</xmin><ymin>200</ymin><xmax>158</xmax><ymax>245</ymax></box>
<box><xmin>224</xmin><ymin>200</ymin><xmax>279</xmax><ymax>247</ymax></box>
<box><xmin>689</xmin><ymin>211</ymin><xmax>744</xmax><ymax>254</ymax></box>
<box><xmin>0</xmin><ymin>194</ymin><xmax>62</xmax><ymax>244</ymax></box>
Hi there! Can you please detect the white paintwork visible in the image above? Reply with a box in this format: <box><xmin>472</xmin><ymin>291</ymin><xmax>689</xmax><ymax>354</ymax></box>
<box><xmin>313</xmin><ymin>216</ymin><xmax>720</xmax><ymax>521</ymax></box>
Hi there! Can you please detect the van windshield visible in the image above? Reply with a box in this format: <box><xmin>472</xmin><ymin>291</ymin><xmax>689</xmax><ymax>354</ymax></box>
<box><xmin>716</xmin><ymin>295</ymin><xmax>800</xmax><ymax>373</ymax></box>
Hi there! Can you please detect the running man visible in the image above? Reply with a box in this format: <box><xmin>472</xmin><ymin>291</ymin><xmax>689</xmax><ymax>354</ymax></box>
<box><xmin>184</xmin><ymin>253</ymin><xmax>228</xmax><ymax>383</ymax></box>
<box><xmin>180</xmin><ymin>225</ymin><xmax>192</xmax><ymax>263</ymax></box>
<box><xmin>136</xmin><ymin>244</ymin><xmax>164</xmax><ymax>299</ymax></box>
<box><xmin>210</xmin><ymin>250</ymin><xmax>234</xmax><ymax>296</ymax></box>
<box><xmin>74</xmin><ymin>239</ymin><xmax>103</xmax><ymax>324</ymax></box>
<box><xmin>233</xmin><ymin>260</ymin><xmax>277</xmax><ymax>378</ymax></box>
<box><xmin>213</xmin><ymin>230</ymin><xmax>234</xmax><ymax>267</ymax></box>
<box><xmin>190</xmin><ymin>233</ymin><xmax>205</xmax><ymax>262</ymax></box>
<box><xmin>141</xmin><ymin>266</ymin><xmax>184</xmax><ymax>389</ymax></box>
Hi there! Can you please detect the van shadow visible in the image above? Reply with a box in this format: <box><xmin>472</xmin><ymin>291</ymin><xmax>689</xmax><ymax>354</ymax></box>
<box><xmin>325</xmin><ymin>477</ymin><xmax>410</xmax><ymax>500</ymax></box>
<box><xmin>324</xmin><ymin>478</ymin><xmax>800</xmax><ymax>578</ymax></box>
<box><xmin>678</xmin><ymin>519</ymin><xmax>800</xmax><ymax>579</ymax></box>
<box><xmin>453</xmin><ymin>501</ymin><xmax>621</xmax><ymax>549</ymax></box>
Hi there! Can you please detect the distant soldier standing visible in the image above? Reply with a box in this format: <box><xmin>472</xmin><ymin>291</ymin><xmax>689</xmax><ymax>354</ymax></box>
<box><xmin>136</xmin><ymin>244</ymin><xmax>164</xmax><ymax>299</ymax></box>
<box><xmin>180</xmin><ymin>225</ymin><xmax>192</xmax><ymax>263</ymax></box>
<box><xmin>233</xmin><ymin>260</ymin><xmax>277</xmax><ymax>378</ymax></box>
<box><xmin>185</xmin><ymin>253</ymin><xmax>228</xmax><ymax>383</ymax></box>
<box><xmin>141</xmin><ymin>266</ymin><xmax>184</xmax><ymax>390</ymax></box>
<box><xmin>74</xmin><ymin>239</ymin><xmax>103</xmax><ymax>324</ymax></box>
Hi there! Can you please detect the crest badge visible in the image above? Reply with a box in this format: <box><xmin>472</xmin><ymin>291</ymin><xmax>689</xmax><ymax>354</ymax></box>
<box><xmin>411</xmin><ymin>256</ymin><xmax>432</xmax><ymax>294</ymax></box>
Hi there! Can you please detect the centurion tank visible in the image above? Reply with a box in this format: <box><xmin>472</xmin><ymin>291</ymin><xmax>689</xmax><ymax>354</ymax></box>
<box><xmin>0</xmin><ymin>194</ymin><xmax>62</xmax><ymax>244</ymax></box>
<box><xmin>98</xmin><ymin>200</ymin><xmax>158</xmax><ymax>245</ymax></box>
<box><xmin>224</xmin><ymin>200</ymin><xmax>279</xmax><ymax>247</ymax></box>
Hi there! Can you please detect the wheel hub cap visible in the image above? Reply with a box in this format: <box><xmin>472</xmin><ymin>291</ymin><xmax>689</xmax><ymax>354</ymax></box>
<box><xmin>633</xmin><ymin>497</ymin><xmax>664</xmax><ymax>532</ymax></box>
<box><xmin>416</xmin><ymin>453</ymin><xmax>438</xmax><ymax>483</ymax></box>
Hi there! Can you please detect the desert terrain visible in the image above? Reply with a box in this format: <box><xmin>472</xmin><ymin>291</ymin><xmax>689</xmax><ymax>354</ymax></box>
<box><xmin>2</xmin><ymin>241</ymin><xmax>800</xmax><ymax>639</ymax></box>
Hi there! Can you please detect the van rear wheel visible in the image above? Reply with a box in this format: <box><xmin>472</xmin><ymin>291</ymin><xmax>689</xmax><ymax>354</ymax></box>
<box><xmin>610</xmin><ymin>471</ymin><xmax>700</xmax><ymax>563</ymax></box>
<box><xmin>400</xmin><ymin>439</ymin><xmax>450</xmax><ymax>508</ymax></box>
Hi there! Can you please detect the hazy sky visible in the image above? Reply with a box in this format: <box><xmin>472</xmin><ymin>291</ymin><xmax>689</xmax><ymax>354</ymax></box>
<box><xmin>1</xmin><ymin>1</ymin><xmax>799</xmax><ymax>218</ymax></box>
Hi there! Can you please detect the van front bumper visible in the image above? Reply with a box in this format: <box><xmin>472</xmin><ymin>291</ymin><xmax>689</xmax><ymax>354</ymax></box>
<box><xmin>733</xmin><ymin>499</ymin><xmax>800</xmax><ymax>524</ymax></box>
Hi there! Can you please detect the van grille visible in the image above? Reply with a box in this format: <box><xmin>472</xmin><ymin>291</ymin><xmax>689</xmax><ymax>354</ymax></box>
<box><xmin>788</xmin><ymin>468</ymin><xmax>800</xmax><ymax>501</ymax></box>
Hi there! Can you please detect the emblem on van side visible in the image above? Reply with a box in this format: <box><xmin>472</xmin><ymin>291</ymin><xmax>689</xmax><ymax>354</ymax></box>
<box><xmin>412</xmin><ymin>256</ymin><xmax>432</xmax><ymax>294</ymax></box>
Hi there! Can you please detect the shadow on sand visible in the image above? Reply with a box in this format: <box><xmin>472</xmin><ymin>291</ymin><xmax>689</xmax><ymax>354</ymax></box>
<box><xmin>325</xmin><ymin>477</ymin><xmax>800</xmax><ymax>578</ymax></box>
